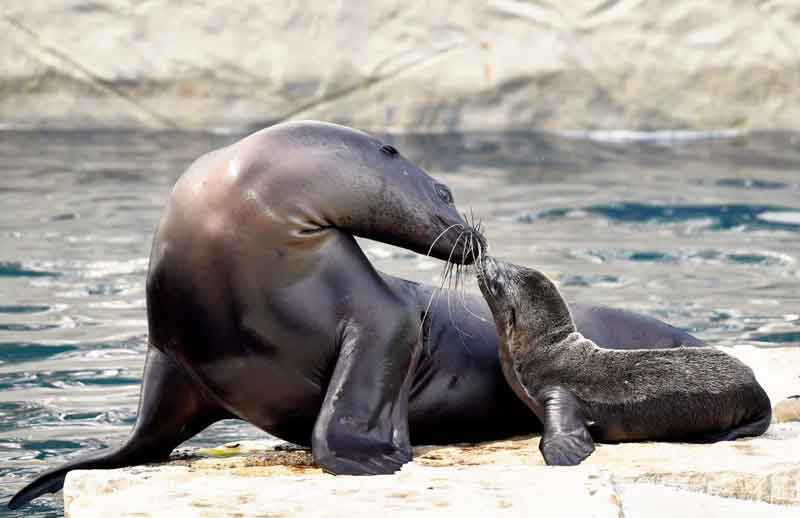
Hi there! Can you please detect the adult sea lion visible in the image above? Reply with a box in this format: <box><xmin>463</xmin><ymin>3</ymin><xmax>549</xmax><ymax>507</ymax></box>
<box><xmin>10</xmin><ymin>121</ymin><xmax>706</xmax><ymax>509</ymax></box>
<box><xmin>476</xmin><ymin>254</ymin><xmax>772</xmax><ymax>466</ymax></box>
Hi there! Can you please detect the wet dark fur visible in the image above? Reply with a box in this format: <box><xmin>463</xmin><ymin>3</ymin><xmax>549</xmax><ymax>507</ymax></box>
<box><xmin>477</xmin><ymin>255</ymin><xmax>772</xmax><ymax>465</ymax></box>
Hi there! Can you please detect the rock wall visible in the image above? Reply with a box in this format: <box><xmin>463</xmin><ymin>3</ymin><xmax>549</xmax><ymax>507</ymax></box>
<box><xmin>2</xmin><ymin>1</ymin><xmax>800</xmax><ymax>132</ymax></box>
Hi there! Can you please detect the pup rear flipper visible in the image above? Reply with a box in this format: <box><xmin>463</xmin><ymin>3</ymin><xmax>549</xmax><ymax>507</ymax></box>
<box><xmin>696</xmin><ymin>410</ymin><xmax>772</xmax><ymax>443</ymax></box>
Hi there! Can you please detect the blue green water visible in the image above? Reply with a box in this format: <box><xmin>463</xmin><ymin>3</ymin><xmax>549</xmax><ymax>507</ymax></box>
<box><xmin>1</xmin><ymin>130</ymin><xmax>799</xmax><ymax>516</ymax></box>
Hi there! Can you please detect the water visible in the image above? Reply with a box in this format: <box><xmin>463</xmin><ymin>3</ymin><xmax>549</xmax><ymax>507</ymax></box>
<box><xmin>1</xmin><ymin>129</ymin><xmax>799</xmax><ymax>516</ymax></box>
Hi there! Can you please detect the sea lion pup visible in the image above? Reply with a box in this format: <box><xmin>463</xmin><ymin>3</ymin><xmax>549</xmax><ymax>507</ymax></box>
<box><xmin>476</xmin><ymin>254</ymin><xmax>772</xmax><ymax>466</ymax></box>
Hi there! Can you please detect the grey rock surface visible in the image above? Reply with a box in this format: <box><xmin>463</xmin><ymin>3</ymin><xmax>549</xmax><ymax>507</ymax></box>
<box><xmin>62</xmin><ymin>347</ymin><xmax>800</xmax><ymax>516</ymax></box>
<box><xmin>63</xmin><ymin>423</ymin><xmax>800</xmax><ymax>517</ymax></box>
<box><xmin>3</xmin><ymin>2</ymin><xmax>800</xmax><ymax>132</ymax></box>
<box><xmin>616</xmin><ymin>484</ymin><xmax>800</xmax><ymax>518</ymax></box>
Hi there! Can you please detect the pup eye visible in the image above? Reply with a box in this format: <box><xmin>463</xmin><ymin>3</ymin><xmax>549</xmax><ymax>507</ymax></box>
<box><xmin>380</xmin><ymin>144</ymin><xmax>398</xmax><ymax>156</ymax></box>
<box><xmin>435</xmin><ymin>184</ymin><xmax>454</xmax><ymax>204</ymax></box>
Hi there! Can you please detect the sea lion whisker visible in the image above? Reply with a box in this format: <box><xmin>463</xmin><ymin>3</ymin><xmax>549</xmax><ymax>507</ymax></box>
<box><xmin>418</xmin><ymin>231</ymin><xmax>463</xmax><ymax>353</ymax></box>
<box><xmin>442</xmin><ymin>231</ymin><xmax>472</xmax><ymax>338</ymax></box>
<box><xmin>457</xmin><ymin>260</ymin><xmax>483</xmax><ymax>327</ymax></box>
<box><xmin>474</xmin><ymin>217</ymin><xmax>484</xmax><ymax>240</ymax></box>
<box><xmin>441</xmin><ymin>238</ymin><xmax>475</xmax><ymax>348</ymax></box>
<box><xmin>442</xmin><ymin>229</ymin><xmax>466</xmax><ymax>280</ymax></box>
<box><xmin>458</xmin><ymin>232</ymin><xmax>491</xmax><ymax>325</ymax></box>
<box><xmin>442</xmin><ymin>231</ymin><xmax>462</xmax><ymax>294</ymax></box>
<box><xmin>420</xmin><ymin>235</ymin><xmax>466</xmax><ymax>355</ymax></box>
<box><xmin>426</xmin><ymin>223</ymin><xmax>464</xmax><ymax>258</ymax></box>
<box><xmin>435</xmin><ymin>225</ymin><xmax>467</xmax><ymax>337</ymax></box>
<box><xmin>466</xmin><ymin>209</ymin><xmax>476</xmax><ymax>234</ymax></box>
<box><xmin>453</xmin><ymin>262</ymin><xmax>477</xmax><ymax>338</ymax></box>
<box><xmin>419</xmin><ymin>284</ymin><xmax>442</xmax><ymax>357</ymax></box>
<box><xmin>453</xmin><ymin>264</ymin><xmax>477</xmax><ymax>338</ymax></box>
<box><xmin>419</xmin><ymin>264</ymin><xmax>456</xmax><ymax>357</ymax></box>
<box><xmin>473</xmin><ymin>235</ymin><xmax>498</xmax><ymax>306</ymax></box>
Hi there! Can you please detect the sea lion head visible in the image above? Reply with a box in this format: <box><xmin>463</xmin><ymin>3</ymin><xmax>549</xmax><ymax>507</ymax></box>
<box><xmin>336</xmin><ymin>137</ymin><xmax>483</xmax><ymax>265</ymax></box>
<box><xmin>476</xmin><ymin>254</ymin><xmax>575</xmax><ymax>344</ymax></box>
<box><xmin>272</xmin><ymin>121</ymin><xmax>483</xmax><ymax>265</ymax></box>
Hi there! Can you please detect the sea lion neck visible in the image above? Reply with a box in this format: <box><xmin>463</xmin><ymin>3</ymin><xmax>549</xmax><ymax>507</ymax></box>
<box><xmin>477</xmin><ymin>257</ymin><xmax>577</xmax><ymax>352</ymax></box>
<box><xmin>228</xmin><ymin>122</ymin><xmax>468</xmax><ymax>260</ymax></box>
<box><xmin>513</xmin><ymin>269</ymin><xmax>576</xmax><ymax>352</ymax></box>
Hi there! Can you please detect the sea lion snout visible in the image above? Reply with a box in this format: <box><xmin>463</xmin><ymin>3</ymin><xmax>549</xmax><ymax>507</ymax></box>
<box><xmin>428</xmin><ymin>217</ymin><xmax>486</xmax><ymax>266</ymax></box>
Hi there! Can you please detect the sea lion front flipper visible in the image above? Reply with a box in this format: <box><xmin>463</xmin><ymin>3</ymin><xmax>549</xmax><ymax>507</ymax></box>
<box><xmin>311</xmin><ymin>317</ymin><xmax>417</xmax><ymax>475</ymax></box>
<box><xmin>537</xmin><ymin>386</ymin><xmax>595</xmax><ymax>466</ymax></box>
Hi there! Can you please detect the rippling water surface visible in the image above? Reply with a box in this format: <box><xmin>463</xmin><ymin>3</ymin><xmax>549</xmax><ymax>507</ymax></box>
<box><xmin>2</xmin><ymin>130</ymin><xmax>799</xmax><ymax>516</ymax></box>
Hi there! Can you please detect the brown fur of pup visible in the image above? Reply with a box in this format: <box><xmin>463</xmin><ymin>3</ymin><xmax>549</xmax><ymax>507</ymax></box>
<box><xmin>476</xmin><ymin>255</ymin><xmax>772</xmax><ymax>465</ymax></box>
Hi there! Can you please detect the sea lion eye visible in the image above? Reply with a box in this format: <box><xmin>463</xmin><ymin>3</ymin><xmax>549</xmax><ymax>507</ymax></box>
<box><xmin>435</xmin><ymin>184</ymin><xmax>454</xmax><ymax>204</ymax></box>
<box><xmin>380</xmin><ymin>144</ymin><xmax>398</xmax><ymax>156</ymax></box>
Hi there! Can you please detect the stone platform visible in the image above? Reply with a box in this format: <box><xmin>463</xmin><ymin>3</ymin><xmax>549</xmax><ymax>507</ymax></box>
<box><xmin>63</xmin><ymin>346</ymin><xmax>800</xmax><ymax>517</ymax></box>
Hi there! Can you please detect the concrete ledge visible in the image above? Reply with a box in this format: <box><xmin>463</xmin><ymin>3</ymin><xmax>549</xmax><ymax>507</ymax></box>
<box><xmin>62</xmin><ymin>347</ymin><xmax>800</xmax><ymax>517</ymax></box>
<box><xmin>65</xmin><ymin>459</ymin><xmax>620</xmax><ymax>517</ymax></box>
<box><xmin>64</xmin><ymin>424</ymin><xmax>800</xmax><ymax>517</ymax></box>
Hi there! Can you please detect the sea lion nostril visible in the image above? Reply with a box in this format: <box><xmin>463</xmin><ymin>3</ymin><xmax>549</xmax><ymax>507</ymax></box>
<box><xmin>380</xmin><ymin>144</ymin><xmax>398</xmax><ymax>156</ymax></box>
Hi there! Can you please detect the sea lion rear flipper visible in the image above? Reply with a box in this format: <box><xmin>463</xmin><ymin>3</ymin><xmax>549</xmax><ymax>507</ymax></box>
<box><xmin>312</xmin><ymin>318</ymin><xmax>416</xmax><ymax>475</ymax></box>
<box><xmin>8</xmin><ymin>347</ymin><xmax>228</xmax><ymax>510</ymax></box>
<box><xmin>537</xmin><ymin>386</ymin><xmax>595</xmax><ymax>466</ymax></box>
